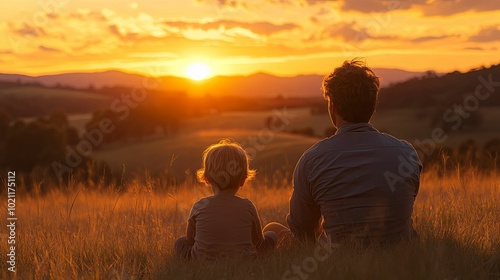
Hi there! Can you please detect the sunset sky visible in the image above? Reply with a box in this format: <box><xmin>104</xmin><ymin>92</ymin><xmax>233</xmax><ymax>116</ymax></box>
<box><xmin>0</xmin><ymin>0</ymin><xmax>499</xmax><ymax>78</ymax></box>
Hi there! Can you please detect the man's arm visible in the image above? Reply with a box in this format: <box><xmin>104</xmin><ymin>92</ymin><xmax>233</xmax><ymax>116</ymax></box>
<box><xmin>286</xmin><ymin>154</ymin><xmax>321</xmax><ymax>243</ymax></box>
<box><xmin>405</xmin><ymin>143</ymin><xmax>422</xmax><ymax>197</ymax></box>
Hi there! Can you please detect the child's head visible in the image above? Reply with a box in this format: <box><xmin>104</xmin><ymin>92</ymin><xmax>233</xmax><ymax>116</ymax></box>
<box><xmin>197</xmin><ymin>139</ymin><xmax>256</xmax><ymax>190</ymax></box>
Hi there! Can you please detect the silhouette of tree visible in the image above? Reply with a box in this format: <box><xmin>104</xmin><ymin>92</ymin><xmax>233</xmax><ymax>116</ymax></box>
<box><xmin>48</xmin><ymin>109</ymin><xmax>69</xmax><ymax>128</ymax></box>
<box><xmin>0</xmin><ymin>108</ymin><xmax>12</xmax><ymax>142</ymax></box>
<box><xmin>85</xmin><ymin>109</ymin><xmax>123</xmax><ymax>145</ymax></box>
<box><xmin>422</xmin><ymin>70</ymin><xmax>438</xmax><ymax>79</ymax></box>
<box><xmin>1</xmin><ymin>121</ymin><xmax>65</xmax><ymax>172</ymax></box>
<box><xmin>83</xmin><ymin>91</ymin><xmax>188</xmax><ymax>145</ymax></box>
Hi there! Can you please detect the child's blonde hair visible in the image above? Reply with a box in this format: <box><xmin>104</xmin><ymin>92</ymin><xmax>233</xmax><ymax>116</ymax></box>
<box><xmin>197</xmin><ymin>139</ymin><xmax>256</xmax><ymax>189</ymax></box>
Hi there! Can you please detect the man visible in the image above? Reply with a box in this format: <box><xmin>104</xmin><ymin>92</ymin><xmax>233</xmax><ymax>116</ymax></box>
<box><xmin>264</xmin><ymin>59</ymin><xmax>421</xmax><ymax>246</ymax></box>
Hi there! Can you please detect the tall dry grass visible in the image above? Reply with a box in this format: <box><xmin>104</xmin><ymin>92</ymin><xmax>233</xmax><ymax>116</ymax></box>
<box><xmin>1</xmin><ymin>167</ymin><xmax>499</xmax><ymax>279</ymax></box>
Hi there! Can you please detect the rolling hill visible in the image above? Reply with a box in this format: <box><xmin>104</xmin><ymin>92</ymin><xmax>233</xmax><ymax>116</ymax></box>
<box><xmin>91</xmin><ymin>129</ymin><xmax>318</xmax><ymax>180</ymax></box>
<box><xmin>0</xmin><ymin>68</ymin><xmax>426</xmax><ymax>98</ymax></box>
<box><xmin>378</xmin><ymin>64</ymin><xmax>500</xmax><ymax>109</ymax></box>
<box><xmin>0</xmin><ymin>84</ymin><xmax>111</xmax><ymax>117</ymax></box>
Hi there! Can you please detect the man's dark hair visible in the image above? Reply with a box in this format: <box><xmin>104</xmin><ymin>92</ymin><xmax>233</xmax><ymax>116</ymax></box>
<box><xmin>322</xmin><ymin>59</ymin><xmax>380</xmax><ymax>122</ymax></box>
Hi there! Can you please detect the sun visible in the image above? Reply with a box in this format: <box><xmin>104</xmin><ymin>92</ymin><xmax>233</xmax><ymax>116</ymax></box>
<box><xmin>185</xmin><ymin>63</ymin><xmax>212</xmax><ymax>81</ymax></box>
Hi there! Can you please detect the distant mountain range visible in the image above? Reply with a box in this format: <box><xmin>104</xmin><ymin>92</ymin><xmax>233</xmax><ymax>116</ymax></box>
<box><xmin>0</xmin><ymin>68</ymin><xmax>428</xmax><ymax>98</ymax></box>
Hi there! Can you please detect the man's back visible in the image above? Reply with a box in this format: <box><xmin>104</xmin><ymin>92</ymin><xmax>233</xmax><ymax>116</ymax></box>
<box><xmin>287</xmin><ymin>123</ymin><xmax>421</xmax><ymax>244</ymax></box>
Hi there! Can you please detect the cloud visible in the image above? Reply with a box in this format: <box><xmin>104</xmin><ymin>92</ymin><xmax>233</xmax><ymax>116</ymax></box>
<box><xmin>420</xmin><ymin>0</ymin><xmax>500</xmax><ymax>16</ymax></box>
<box><xmin>339</xmin><ymin>0</ymin><xmax>421</xmax><ymax>13</ymax></box>
<box><xmin>5</xmin><ymin>10</ymin><xmax>122</xmax><ymax>54</ymax></box>
<box><xmin>68</xmin><ymin>10</ymin><xmax>108</xmax><ymax>21</ymax></box>
<box><xmin>468</xmin><ymin>26</ymin><xmax>500</xmax><ymax>42</ymax></box>
<box><xmin>214</xmin><ymin>0</ymin><xmax>239</xmax><ymax>6</ymax></box>
<box><xmin>303</xmin><ymin>0</ymin><xmax>500</xmax><ymax>16</ymax></box>
<box><xmin>9</xmin><ymin>22</ymin><xmax>46</xmax><ymax>37</ymax></box>
<box><xmin>164</xmin><ymin>20</ymin><xmax>299</xmax><ymax>36</ymax></box>
<box><xmin>201</xmin><ymin>0</ymin><xmax>336</xmax><ymax>8</ymax></box>
<box><xmin>198</xmin><ymin>0</ymin><xmax>500</xmax><ymax>17</ymax></box>
<box><xmin>411</xmin><ymin>35</ymin><xmax>456</xmax><ymax>43</ymax></box>
<box><xmin>309</xmin><ymin>21</ymin><xmax>395</xmax><ymax>43</ymax></box>
<box><xmin>38</xmin><ymin>45</ymin><xmax>62</xmax><ymax>53</ymax></box>
<box><xmin>108</xmin><ymin>24</ymin><xmax>127</xmax><ymax>38</ymax></box>
<box><xmin>463</xmin><ymin>47</ymin><xmax>484</xmax><ymax>51</ymax></box>
<box><xmin>101</xmin><ymin>12</ymin><xmax>171</xmax><ymax>42</ymax></box>
<box><xmin>196</xmin><ymin>0</ymin><xmax>246</xmax><ymax>8</ymax></box>
<box><xmin>309</xmin><ymin>22</ymin><xmax>366</xmax><ymax>42</ymax></box>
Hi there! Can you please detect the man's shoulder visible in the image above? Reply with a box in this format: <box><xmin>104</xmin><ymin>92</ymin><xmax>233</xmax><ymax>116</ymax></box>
<box><xmin>377</xmin><ymin>132</ymin><xmax>421</xmax><ymax>157</ymax></box>
<box><xmin>379</xmin><ymin>131</ymin><xmax>414</xmax><ymax>147</ymax></box>
<box><xmin>301</xmin><ymin>138</ymin><xmax>331</xmax><ymax>158</ymax></box>
<box><xmin>300</xmin><ymin>135</ymin><xmax>350</xmax><ymax>161</ymax></box>
<box><xmin>301</xmin><ymin>129</ymin><xmax>418</xmax><ymax>156</ymax></box>
<box><xmin>377</xmin><ymin>132</ymin><xmax>421</xmax><ymax>165</ymax></box>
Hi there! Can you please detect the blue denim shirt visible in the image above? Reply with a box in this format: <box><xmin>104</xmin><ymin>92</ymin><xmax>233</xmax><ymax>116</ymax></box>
<box><xmin>287</xmin><ymin>123</ymin><xmax>421</xmax><ymax>244</ymax></box>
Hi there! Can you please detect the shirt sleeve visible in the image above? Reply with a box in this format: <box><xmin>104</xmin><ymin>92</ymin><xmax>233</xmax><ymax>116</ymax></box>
<box><xmin>405</xmin><ymin>142</ymin><xmax>423</xmax><ymax>198</ymax></box>
<box><xmin>286</xmin><ymin>153</ymin><xmax>321</xmax><ymax>243</ymax></box>
<box><xmin>249</xmin><ymin>201</ymin><xmax>265</xmax><ymax>247</ymax></box>
<box><xmin>186</xmin><ymin>201</ymin><xmax>198</xmax><ymax>244</ymax></box>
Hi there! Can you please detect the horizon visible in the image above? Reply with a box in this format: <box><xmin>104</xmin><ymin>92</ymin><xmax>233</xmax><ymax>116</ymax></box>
<box><xmin>1</xmin><ymin>1</ymin><xmax>499</xmax><ymax>79</ymax></box>
<box><xmin>2</xmin><ymin>61</ymin><xmax>499</xmax><ymax>80</ymax></box>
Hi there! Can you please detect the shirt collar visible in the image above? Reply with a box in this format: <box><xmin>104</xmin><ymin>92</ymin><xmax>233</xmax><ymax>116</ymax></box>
<box><xmin>335</xmin><ymin>122</ymin><xmax>377</xmax><ymax>135</ymax></box>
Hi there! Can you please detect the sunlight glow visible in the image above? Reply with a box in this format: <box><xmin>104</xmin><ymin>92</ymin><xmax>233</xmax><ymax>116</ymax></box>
<box><xmin>185</xmin><ymin>63</ymin><xmax>212</xmax><ymax>80</ymax></box>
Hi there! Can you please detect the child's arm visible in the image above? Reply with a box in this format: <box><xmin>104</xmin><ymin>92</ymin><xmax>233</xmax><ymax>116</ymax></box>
<box><xmin>250</xmin><ymin>202</ymin><xmax>276</xmax><ymax>252</ymax></box>
<box><xmin>186</xmin><ymin>204</ymin><xmax>198</xmax><ymax>244</ymax></box>
<box><xmin>250</xmin><ymin>205</ymin><xmax>265</xmax><ymax>247</ymax></box>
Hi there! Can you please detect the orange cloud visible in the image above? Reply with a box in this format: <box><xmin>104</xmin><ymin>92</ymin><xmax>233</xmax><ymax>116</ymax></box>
<box><xmin>469</xmin><ymin>26</ymin><xmax>500</xmax><ymax>42</ymax></box>
<box><xmin>38</xmin><ymin>45</ymin><xmax>61</xmax><ymax>53</ymax></box>
<box><xmin>307</xmin><ymin>21</ymin><xmax>398</xmax><ymax>44</ymax></box>
<box><xmin>164</xmin><ymin>20</ymin><xmax>299</xmax><ymax>36</ymax></box>
<box><xmin>411</xmin><ymin>35</ymin><xmax>457</xmax><ymax>43</ymax></box>
<box><xmin>207</xmin><ymin>0</ymin><xmax>500</xmax><ymax>17</ymax></box>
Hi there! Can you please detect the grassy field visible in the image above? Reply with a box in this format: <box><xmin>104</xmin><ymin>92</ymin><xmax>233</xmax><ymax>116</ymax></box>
<box><xmin>2</xmin><ymin>167</ymin><xmax>499</xmax><ymax>279</ymax></box>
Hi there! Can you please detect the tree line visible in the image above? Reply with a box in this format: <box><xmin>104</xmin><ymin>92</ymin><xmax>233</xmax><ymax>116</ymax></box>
<box><xmin>0</xmin><ymin>90</ymin><xmax>190</xmax><ymax>192</ymax></box>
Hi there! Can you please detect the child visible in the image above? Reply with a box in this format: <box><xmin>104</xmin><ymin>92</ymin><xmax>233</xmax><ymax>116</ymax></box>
<box><xmin>174</xmin><ymin>139</ymin><xmax>277</xmax><ymax>260</ymax></box>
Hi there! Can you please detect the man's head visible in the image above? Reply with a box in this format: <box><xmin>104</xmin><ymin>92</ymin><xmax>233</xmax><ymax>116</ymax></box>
<box><xmin>322</xmin><ymin>59</ymin><xmax>380</xmax><ymax>126</ymax></box>
<box><xmin>197</xmin><ymin>139</ymin><xmax>256</xmax><ymax>190</ymax></box>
